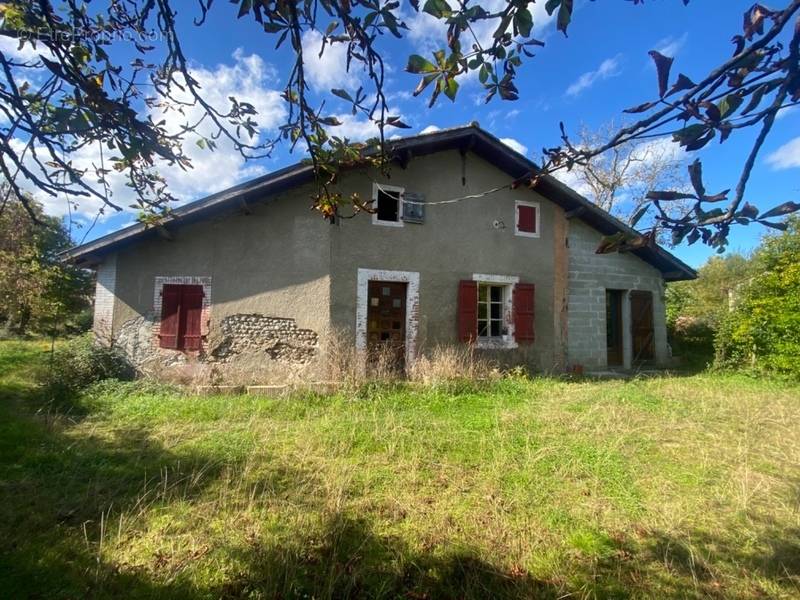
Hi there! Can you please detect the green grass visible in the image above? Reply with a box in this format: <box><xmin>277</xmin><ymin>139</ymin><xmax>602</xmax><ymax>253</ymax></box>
<box><xmin>1</xmin><ymin>341</ymin><xmax>800</xmax><ymax>598</ymax></box>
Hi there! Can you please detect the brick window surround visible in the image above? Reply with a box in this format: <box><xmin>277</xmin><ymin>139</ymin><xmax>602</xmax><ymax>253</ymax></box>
<box><xmin>153</xmin><ymin>276</ymin><xmax>212</xmax><ymax>349</ymax></box>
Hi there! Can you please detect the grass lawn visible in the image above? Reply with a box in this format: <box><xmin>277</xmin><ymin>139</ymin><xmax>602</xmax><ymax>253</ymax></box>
<box><xmin>1</xmin><ymin>341</ymin><xmax>800</xmax><ymax>598</ymax></box>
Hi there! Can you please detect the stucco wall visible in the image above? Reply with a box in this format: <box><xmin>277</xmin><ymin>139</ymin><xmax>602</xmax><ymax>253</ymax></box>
<box><xmin>108</xmin><ymin>186</ymin><xmax>331</xmax><ymax>365</ymax></box>
<box><xmin>328</xmin><ymin>150</ymin><xmax>567</xmax><ymax>372</ymax></box>
<box><xmin>566</xmin><ymin>219</ymin><xmax>669</xmax><ymax>369</ymax></box>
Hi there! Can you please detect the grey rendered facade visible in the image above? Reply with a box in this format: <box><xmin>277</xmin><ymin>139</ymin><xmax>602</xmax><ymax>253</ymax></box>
<box><xmin>68</xmin><ymin>125</ymin><xmax>695</xmax><ymax>374</ymax></box>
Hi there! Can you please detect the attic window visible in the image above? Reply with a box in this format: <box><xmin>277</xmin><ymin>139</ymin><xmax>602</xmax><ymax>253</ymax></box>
<box><xmin>373</xmin><ymin>184</ymin><xmax>404</xmax><ymax>227</ymax></box>
<box><xmin>515</xmin><ymin>200</ymin><xmax>540</xmax><ymax>238</ymax></box>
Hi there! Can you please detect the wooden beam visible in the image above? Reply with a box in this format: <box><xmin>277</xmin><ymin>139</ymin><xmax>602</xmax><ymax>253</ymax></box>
<box><xmin>565</xmin><ymin>206</ymin><xmax>587</xmax><ymax>219</ymax></box>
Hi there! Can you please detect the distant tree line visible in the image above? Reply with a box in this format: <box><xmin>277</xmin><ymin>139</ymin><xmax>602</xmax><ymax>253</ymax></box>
<box><xmin>668</xmin><ymin>217</ymin><xmax>800</xmax><ymax>378</ymax></box>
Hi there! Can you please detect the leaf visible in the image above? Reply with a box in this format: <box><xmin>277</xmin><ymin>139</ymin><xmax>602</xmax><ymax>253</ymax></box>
<box><xmin>237</xmin><ymin>0</ymin><xmax>252</xmax><ymax>19</ymax></box>
<box><xmin>557</xmin><ymin>0</ymin><xmax>573</xmax><ymax>36</ymax></box>
<box><xmin>718</xmin><ymin>93</ymin><xmax>743</xmax><ymax>119</ymax></box>
<box><xmin>595</xmin><ymin>232</ymin><xmax>626</xmax><ymax>254</ymax></box>
<box><xmin>760</xmin><ymin>220</ymin><xmax>788</xmax><ymax>230</ymax></box>
<box><xmin>422</xmin><ymin>0</ymin><xmax>451</xmax><ymax>19</ymax></box>
<box><xmin>514</xmin><ymin>8</ymin><xmax>533</xmax><ymax>38</ymax></box>
<box><xmin>667</xmin><ymin>73</ymin><xmax>696</xmax><ymax>96</ymax></box>
<box><xmin>331</xmin><ymin>88</ymin><xmax>353</xmax><ymax>103</ymax></box>
<box><xmin>319</xmin><ymin>116</ymin><xmax>342</xmax><ymax>126</ymax></box>
<box><xmin>684</xmin><ymin>129</ymin><xmax>715</xmax><ymax>151</ymax></box>
<box><xmin>740</xmin><ymin>202</ymin><xmax>759</xmax><ymax>219</ymax></box>
<box><xmin>688</xmin><ymin>159</ymin><xmax>705</xmax><ymax>198</ymax></box>
<box><xmin>386</xmin><ymin>116</ymin><xmax>412</xmax><ymax>128</ymax></box>
<box><xmin>759</xmin><ymin>201</ymin><xmax>800</xmax><ymax>219</ymax></box>
<box><xmin>406</xmin><ymin>54</ymin><xmax>437</xmax><ymax>74</ymax></box>
<box><xmin>623</xmin><ymin>101</ymin><xmax>658</xmax><ymax>114</ymax></box>
<box><xmin>672</xmin><ymin>124</ymin><xmax>708</xmax><ymax>146</ymax></box>
<box><xmin>645</xmin><ymin>191</ymin><xmax>697</xmax><ymax>201</ymax></box>
<box><xmin>413</xmin><ymin>73</ymin><xmax>438</xmax><ymax>96</ymax></box>
<box><xmin>648</xmin><ymin>50</ymin><xmax>673</xmax><ymax>97</ymax></box>
<box><xmin>443</xmin><ymin>77</ymin><xmax>459</xmax><ymax>101</ymax></box>
<box><xmin>545</xmin><ymin>0</ymin><xmax>561</xmax><ymax>16</ymax></box>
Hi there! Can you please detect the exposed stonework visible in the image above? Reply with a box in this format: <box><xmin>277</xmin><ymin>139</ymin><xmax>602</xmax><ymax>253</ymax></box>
<box><xmin>210</xmin><ymin>314</ymin><xmax>319</xmax><ymax>363</ymax></box>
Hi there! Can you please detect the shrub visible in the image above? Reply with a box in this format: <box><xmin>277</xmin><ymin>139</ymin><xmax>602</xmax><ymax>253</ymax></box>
<box><xmin>38</xmin><ymin>334</ymin><xmax>134</xmax><ymax>400</ymax></box>
<box><xmin>668</xmin><ymin>316</ymin><xmax>715</xmax><ymax>368</ymax></box>
<box><xmin>714</xmin><ymin>217</ymin><xmax>800</xmax><ymax>379</ymax></box>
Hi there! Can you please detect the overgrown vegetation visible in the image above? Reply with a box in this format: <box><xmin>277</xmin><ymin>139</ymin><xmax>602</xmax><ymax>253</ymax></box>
<box><xmin>0</xmin><ymin>192</ymin><xmax>91</xmax><ymax>337</ymax></box>
<box><xmin>2</xmin><ymin>340</ymin><xmax>800</xmax><ymax>599</ymax></box>
<box><xmin>715</xmin><ymin>217</ymin><xmax>800</xmax><ymax>378</ymax></box>
<box><xmin>667</xmin><ymin>217</ymin><xmax>800</xmax><ymax>378</ymax></box>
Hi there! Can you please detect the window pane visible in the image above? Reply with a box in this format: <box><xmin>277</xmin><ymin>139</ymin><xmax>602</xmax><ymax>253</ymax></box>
<box><xmin>478</xmin><ymin>321</ymin><xmax>488</xmax><ymax>337</ymax></box>
<box><xmin>490</xmin><ymin>320</ymin><xmax>501</xmax><ymax>337</ymax></box>
<box><xmin>490</xmin><ymin>302</ymin><xmax>502</xmax><ymax>319</ymax></box>
<box><xmin>478</xmin><ymin>285</ymin><xmax>488</xmax><ymax>302</ymax></box>
<box><xmin>377</xmin><ymin>190</ymin><xmax>399</xmax><ymax>222</ymax></box>
<box><xmin>490</xmin><ymin>286</ymin><xmax>502</xmax><ymax>302</ymax></box>
<box><xmin>478</xmin><ymin>303</ymin><xmax>487</xmax><ymax>319</ymax></box>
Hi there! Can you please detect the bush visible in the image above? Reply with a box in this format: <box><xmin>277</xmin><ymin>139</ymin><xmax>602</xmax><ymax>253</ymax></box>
<box><xmin>714</xmin><ymin>217</ymin><xmax>800</xmax><ymax>379</ymax></box>
<box><xmin>38</xmin><ymin>334</ymin><xmax>134</xmax><ymax>400</ymax></box>
<box><xmin>668</xmin><ymin>316</ymin><xmax>716</xmax><ymax>368</ymax></box>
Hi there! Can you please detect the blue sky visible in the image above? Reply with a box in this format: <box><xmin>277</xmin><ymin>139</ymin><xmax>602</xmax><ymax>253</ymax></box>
<box><xmin>9</xmin><ymin>0</ymin><xmax>799</xmax><ymax>268</ymax></box>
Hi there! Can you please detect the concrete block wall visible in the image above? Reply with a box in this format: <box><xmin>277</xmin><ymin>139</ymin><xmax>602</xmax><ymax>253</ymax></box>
<box><xmin>567</xmin><ymin>220</ymin><xmax>668</xmax><ymax>369</ymax></box>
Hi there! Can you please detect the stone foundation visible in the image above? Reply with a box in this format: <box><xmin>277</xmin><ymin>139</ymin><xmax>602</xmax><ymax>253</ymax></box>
<box><xmin>111</xmin><ymin>313</ymin><xmax>319</xmax><ymax>371</ymax></box>
<box><xmin>209</xmin><ymin>314</ymin><xmax>319</xmax><ymax>363</ymax></box>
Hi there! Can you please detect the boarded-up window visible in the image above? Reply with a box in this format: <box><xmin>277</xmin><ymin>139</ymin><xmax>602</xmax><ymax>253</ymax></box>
<box><xmin>159</xmin><ymin>284</ymin><xmax>204</xmax><ymax>351</ymax></box>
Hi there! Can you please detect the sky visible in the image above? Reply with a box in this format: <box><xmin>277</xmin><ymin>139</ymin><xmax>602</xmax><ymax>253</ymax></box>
<box><xmin>5</xmin><ymin>0</ymin><xmax>800</xmax><ymax>268</ymax></box>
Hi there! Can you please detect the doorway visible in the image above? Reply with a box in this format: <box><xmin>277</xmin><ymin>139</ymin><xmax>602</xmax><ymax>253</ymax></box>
<box><xmin>366</xmin><ymin>281</ymin><xmax>407</xmax><ymax>370</ymax></box>
<box><xmin>605</xmin><ymin>289</ymin><xmax>624</xmax><ymax>367</ymax></box>
<box><xmin>630</xmin><ymin>290</ymin><xmax>655</xmax><ymax>363</ymax></box>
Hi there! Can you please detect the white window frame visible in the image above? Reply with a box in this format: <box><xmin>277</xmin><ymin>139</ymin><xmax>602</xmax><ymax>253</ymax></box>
<box><xmin>472</xmin><ymin>273</ymin><xmax>519</xmax><ymax>350</ymax></box>
<box><xmin>514</xmin><ymin>200</ymin><xmax>540</xmax><ymax>238</ymax></box>
<box><xmin>372</xmin><ymin>183</ymin><xmax>405</xmax><ymax>227</ymax></box>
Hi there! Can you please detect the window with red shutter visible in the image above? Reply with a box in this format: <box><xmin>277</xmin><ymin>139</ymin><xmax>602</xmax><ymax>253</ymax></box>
<box><xmin>513</xmin><ymin>283</ymin><xmax>535</xmax><ymax>343</ymax></box>
<box><xmin>458</xmin><ymin>280</ymin><xmax>478</xmax><ymax>343</ymax></box>
<box><xmin>515</xmin><ymin>201</ymin><xmax>539</xmax><ymax>237</ymax></box>
<box><xmin>159</xmin><ymin>285</ymin><xmax>181</xmax><ymax>349</ymax></box>
<box><xmin>159</xmin><ymin>284</ymin><xmax>204</xmax><ymax>351</ymax></box>
<box><xmin>180</xmin><ymin>286</ymin><xmax>205</xmax><ymax>351</ymax></box>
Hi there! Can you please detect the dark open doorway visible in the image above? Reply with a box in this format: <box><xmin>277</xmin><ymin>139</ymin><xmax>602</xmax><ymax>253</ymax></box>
<box><xmin>606</xmin><ymin>289</ymin><xmax>624</xmax><ymax>367</ymax></box>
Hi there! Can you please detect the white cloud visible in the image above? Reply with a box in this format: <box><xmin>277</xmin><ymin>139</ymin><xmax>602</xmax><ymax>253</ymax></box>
<box><xmin>766</xmin><ymin>137</ymin><xmax>800</xmax><ymax>170</ymax></box>
<box><xmin>566</xmin><ymin>55</ymin><xmax>622</xmax><ymax>97</ymax></box>
<box><xmin>654</xmin><ymin>33</ymin><xmax>688</xmax><ymax>58</ymax></box>
<box><xmin>301</xmin><ymin>30</ymin><xmax>364</xmax><ymax>93</ymax></box>
<box><xmin>15</xmin><ymin>49</ymin><xmax>286</xmax><ymax>219</ymax></box>
<box><xmin>0</xmin><ymin>36</ymin><xmax>52</xmax><ymax>64</ymax></box>
<box><xmin>500</xmin><ymin>137</ymin><xmax>527</xmax><ymax>156</ymax></box>
<box><xmin>420</xmin><ymin>125</ymin><xmax>441</xmax><ymax>134</ymax></box>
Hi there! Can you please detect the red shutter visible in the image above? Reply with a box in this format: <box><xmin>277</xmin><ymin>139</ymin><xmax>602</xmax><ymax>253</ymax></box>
<box><xmin>458</xmin><ymin>280</ymin><xmax>478</xmax><ymax>343</ymax></box>
<box><xmin>517</xmin><ymin>205</ymin><xmax>536</xmax><ymax>234</ymax></box>
<box><xmin>514</xmin><ymin>283</ymin><xmax>535</xmax><ymax>343</ymax></box>
<box><xmin>180</xmin><ymin>285</ymin><xmax>205</xmax><ymax>351</ymax></box>
<box><xmin>159</xmin><ymin>284</ymin><xmax>181</xmax><ymax>349</ymax></box>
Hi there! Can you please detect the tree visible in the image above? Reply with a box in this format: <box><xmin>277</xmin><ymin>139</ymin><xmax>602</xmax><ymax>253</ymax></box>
<box><xmin>560</xmin><ymin>121</ymin><xmax>691</xmax><ymax>236</ymax></box>
<box><xmin>0</xmin><ymin>1</ymin><xmax>798</xmax><ymax>249</ymax></box>
<box><xmin>0</xmin><ymin>187</ymin><xmax>91</xmax><ymax>335</ymax></box>
<box><xmin>715</xmin><ymin>217</ymin><xmax>800</xmax><ymax>377</ymax></box>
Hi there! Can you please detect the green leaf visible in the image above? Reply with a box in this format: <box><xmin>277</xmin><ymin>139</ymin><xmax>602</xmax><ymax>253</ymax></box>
<box><xmin>406</xmin><ymin>54</ymin><xmax>437</xmax><ymax>74</ymax></box>
<box><xmin>718</xmin><ymin>93</ymin><xmax>743</xmax><ymax>119</ymax></box>
<box><xmin>443</xmin><ymin>77</ymin><xmax>459</xmax><ymax>101</ymax></box>
<box><xmin>478</xmin><ymin>63</ymin><xmax>490</xmax><ymax>84</ymax></box>
<box><xmin>237</xmin><ymin>0</ymin><xmax>252</xmax><ymax>19</ymax></box>
<box><xmin>545</xmin><ymin>0</ymin><xmax>561</xmax><ymax>17</ymax></box>
<box><xmin>557</xmin><ymin>0</ymin><xmax>573</xmax><ymax>36</ymax></box>
<box><xmin>422</xmin><ymin>0</ymin><xmax>451</xmax><ymax>19</ymax></box>
<box><xmin>514</xmin><ymin>8</ymin><xmax>533</xmax><ymax>38</ymax></box>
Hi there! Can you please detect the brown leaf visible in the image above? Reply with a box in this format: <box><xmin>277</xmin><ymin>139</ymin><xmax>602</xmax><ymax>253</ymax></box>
<box><xmin>648</xmin><ymin>50</ymin><xmax>673</xmax><ymax>98</ymax></box>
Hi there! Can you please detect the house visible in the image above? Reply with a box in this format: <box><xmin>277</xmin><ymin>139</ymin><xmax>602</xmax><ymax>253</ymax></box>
<box><xmin>64</xmin><ymin>124</ymin><xmax>696</xmax><ymax>375</ymax></box>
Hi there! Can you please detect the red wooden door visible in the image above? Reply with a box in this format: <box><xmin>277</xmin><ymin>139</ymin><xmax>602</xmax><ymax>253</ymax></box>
<box><xmin>630</xmin><ymin>290</ymin><xmax>655</xmax><ymax>363</ymax></box>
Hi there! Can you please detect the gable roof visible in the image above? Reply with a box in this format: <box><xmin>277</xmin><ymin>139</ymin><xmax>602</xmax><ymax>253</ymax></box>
<box><xmin>64</xmin><ymin>123</ymin><xmax>696</xmax><ymax>281</ymax></box>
